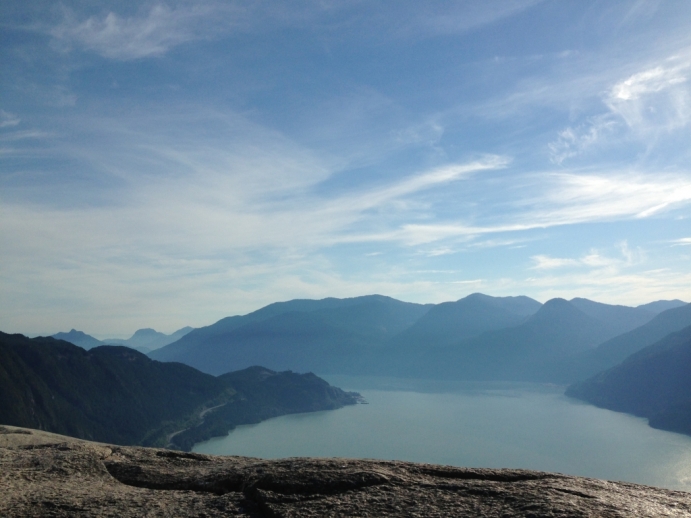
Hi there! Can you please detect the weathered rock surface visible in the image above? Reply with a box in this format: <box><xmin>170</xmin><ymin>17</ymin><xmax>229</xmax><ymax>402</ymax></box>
<box><xmin>2</xmin><ymin>425</ymin><xmax>690</xmax><ymax>517</ymax></box>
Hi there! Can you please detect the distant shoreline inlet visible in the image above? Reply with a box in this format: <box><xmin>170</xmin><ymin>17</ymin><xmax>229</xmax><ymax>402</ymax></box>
<box><xmin>3</xmin><ymin>293</ymin><xmax>691</xmax><ymax>449</ymax></box>
<box><xmin>0</xmin><ymin>332</ymin><xmax>361</xmax><ymax>451</ymax></box>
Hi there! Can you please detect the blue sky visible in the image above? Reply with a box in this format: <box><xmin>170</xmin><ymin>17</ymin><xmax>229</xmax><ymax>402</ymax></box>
<box><xmin>2</xmin><ymin>0</ymin><xmax>691</xmax><ymax>337</ymax></box>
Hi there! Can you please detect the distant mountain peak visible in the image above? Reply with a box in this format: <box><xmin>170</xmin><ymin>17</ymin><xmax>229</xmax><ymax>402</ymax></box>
<box><xmin>62</xmin><ymin>329</ymin><xmax>87</xmax><ymax>336</ymax></box>
<box><xmin>637</xmin><ymin>300</ymin><xmax>688</xmax><ymax>315</ymax></box>
<box><xmin>458</xmin><ymin>293</ymin><xmax>542</xmax><ymax>317</ymax></box>
<box><xmin>51</xmin><ymin>330</ymin><xmax>102</xmax><ymax>350</ymax></box>
<box><xmin>535</xmin><ymin>298</ymin><xmax>571</xmax><ymax>312</ymax></box>
<box><xmin>526</xmin><ymin>298</ymin><xmax>589</xmax><ymax>325</ymax></box>
<box><xmin>131</xmin><ymin>328</ymin><xmax>163</xmax><ymax>339</ymax></box>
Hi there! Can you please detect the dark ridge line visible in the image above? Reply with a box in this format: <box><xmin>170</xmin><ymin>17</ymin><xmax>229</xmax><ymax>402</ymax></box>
<box><xmin>414</xmin><ymin>466</ymin><xmax>554</xmax><ymax>483</ymax></box>
<box><xmin>154</xmin><ymin>450</ymin><xmax>212</xmax><ymax>462</ymax></box>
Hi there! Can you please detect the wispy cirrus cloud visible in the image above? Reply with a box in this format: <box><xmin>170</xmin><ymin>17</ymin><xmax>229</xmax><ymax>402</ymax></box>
<box><xmin>404</xmin><ymin>0</ymin><xmax>547</xmax><ymax>37</ymax></box>
<box><xmin>549</xmin><ymin>53</ymin><xmax>691</xmax><ymax>163</ymax></box>
<box><xmin>46</xmin><ymin>0</ymin><xmax>549</xmax><ymax>61</ymax></box>
<box><xmin>358</xmin><ymin>171</ymin><xmax>691</xmax><ymax>246</ymax></box>
<box><xmin>521</xmin><ymin>241</ymin><xmax>691</xmax><ymax>306</ymax></box>
<box><xmin>531</xmin><ymin>255</ymin><xmax>580</xmax><ymax>270</ymax></box>
<box><xmin>526</xmin><ymin>267</ymin><xmax>691</xmax><ymax>307</ymax></box>
<box><xmin>0</xmin><ymin>111</ymin><xmax>20</xmax><ymax>128</ymax></box>
<box><xmin>548</xmin><ymin>116</ymin><xmax>618</xmax><ymax>165</ymax></box>
<box><xmin>606</xmin><ymin>57</ymin><xmax>691</xmax><ymax>132</ymax></box>
<box><xmin>531</xmin><ymin>242</ymin><xmax>644</xmax><ymax>271</ymax></box>
<box><xmin>4</xmin><ymin>0</ymin><xmax>691</xmax><ymax>333</ymax></box>
<box><xmin>50</xmin><ymin>2</ymin><xmax>240</xmax><ymax>60</ymax></box>
<box><xmin>539</xmin><ymin>172</ymin><xmax>691</xmax><ymax>220</ymax></box>
<box><xmin>330</xmin><ymin>156</ymin><xmax>509</xmax><ymax>215</ymax></box>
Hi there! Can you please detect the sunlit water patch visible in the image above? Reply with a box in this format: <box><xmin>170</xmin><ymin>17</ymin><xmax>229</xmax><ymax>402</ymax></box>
<box><xmin>193</xmin><ymin>376</ymin><xmax>691</xmax><ymax>491</ymax></box>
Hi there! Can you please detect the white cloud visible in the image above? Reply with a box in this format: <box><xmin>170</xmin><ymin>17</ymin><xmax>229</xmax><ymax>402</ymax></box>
<box><xmin>50</xmin><ymin>2</ymin><xmax>238</xmax><ymax>60</ymax></box>
<box><xmin>525</xmin><ymin>267</ymin><xmax>691</xmax><ymax>307</ymax></box>
<box><xmin>531</xmin><ymin>241</ymin><xmax>644</xmax><ymax>272</ymax></box>
<box><xmin>412</xmin><ymin>0</ymin><xmax>547</xmax><ymax>36</ymax></box>
<box><xmin>451</xmin><ymin>279</ymin><xmax>483</xmax><ymax>285</ymax></box>
<box><xmin>548</xmin><ymin>116</ymin><xmax>617</xmax><ymax>164</ymax></box>
<box><xmin>47</xmin><ymin>1</ymin><xmax>549</xmax><ymax>61</ymax></box>
<box><xmin>549</xmin><ymin>54</ymin><xmax>691</xmax><ymax>164</ymax></box>
<box><xmin>358</xmin><ymin>171</ymin><xmax>691</xmax><ymax>247</ymax></box>
<box><xmin>467</xmin><ymin>238</ymin><xmax>532</xmax><ymax>249</ymax></box>
<box><xmin>520</xmin><ymin>241</ymin><xmax>691</xmax><ymax>306</ymax></box>
<box><xmin>609</xmin><ymin>63</ymin><xmax>687</xmax><ymax>102</ymax></box>
<box><xmin>0</xmin><ymin>110</ymin><xmax>20</xmax><ymax>128</ymax></box>
<box><xmin>348</xmin><ymin>156</ymin><xmax>509</xmax><ymax>210</ymax></box>
<box><xmin>419</xmin><ymin>247</ymin><xmax>455</xmax><ymax>257</ymax></box>
<box><xmin>542</xmin><ymin>172</ymin><xmax>691</xmax><ymax>221</ymax></box>
<box><xmin>670</xmin><ymin>237</ymin><xmax>691</xmax><ymax>246</ymax></box>
<box><xmin>0</xmin><ymin>130</ymin><xmax>54</xmax><ymax>141</ymax></box>
<box><xmin>531</xmin><ymin>255</ymin><xmax>580</xmax><ymax>270</ymax></box>
<box><xmin>606</xmin><ymin>58</ymin><xmax>691</xmax><ymax>132</ymax></box>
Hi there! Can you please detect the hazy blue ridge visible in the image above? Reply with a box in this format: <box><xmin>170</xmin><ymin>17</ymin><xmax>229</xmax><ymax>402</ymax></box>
<box><xmin>150</xmin><ymin>295</ymin><xmax>431</xmax><ymax>375</ymax></box>
<box><xmin>636</xmin><ymin>300</ymin><xmax>688</xmax><ymax>315</ymax></box>
<box><xmin>566</xmin><ymin>324</ymin><xmax>691</xmax><ymax>437</ymax></box>
<box><xmin>385</xmin><ymin>298</ymin><xmax>617</xmax><ymax>382</ymax></box>
<box><xmin>0</xmin><ymin>332</ymin><xmax>359</xmax><ymax>450</ymax></box>
<box><xmin>568</xmin><ymin>298</ymin><xmax>657</xmax><ymax>337</ymax></box>
<box><xmin>102</xmin><ymin>326</ymin><xmax>194</xmax><ymax>352</ymax></box>
<box><xmin>571</xmin><ymin>303</ymin><xmax>691</xmax><ymax>380</ymax></box>
<box><xmin>51</xmin><ymin>329</ymin><xmax>103</xmax><ymax>350</ymax></box>
<box><xmin>149</xmin><ymin>294</ymin><xmax>689</xmax><ymax>383</ymax></box>
<box><xmin>52</xmin><ymin>326</ymin><xmax>194</xmax><ymax>352</ymax></box>
<box><xmin>387</xmin><ymin>293</ymin><xmax>542</xmax><ymax>350</ymax></box>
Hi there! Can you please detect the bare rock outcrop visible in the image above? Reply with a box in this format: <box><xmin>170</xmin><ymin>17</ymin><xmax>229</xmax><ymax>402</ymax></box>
<box><xmin>2</xmin><ymin>425</ymin><xmax>690</xmax><ymax>517</ymax></box>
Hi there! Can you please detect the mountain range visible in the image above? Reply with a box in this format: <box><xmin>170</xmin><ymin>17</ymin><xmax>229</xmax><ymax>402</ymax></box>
<box><xmin>150</xmin><ymin>294</ymin><xmax>432</xmax><ymax>375</ymax></box>
<box><xmin>53</xmin><ymin>326</ymin><xmax>194</xmax><ymax>353</ymax></box>
<box><xmin>149</xmin><ymin>293</ymin><xmax>687</xmax><ymax>383</ymax></box>
<box><xmin>38</xmin><ymin>292</ymin><xmax>691</xmax><ymax>439</ymax></box>
<box><xmin>385</xmin><ymin>297</ymin><xmax>622</xmax><ymax>381</ymax></box>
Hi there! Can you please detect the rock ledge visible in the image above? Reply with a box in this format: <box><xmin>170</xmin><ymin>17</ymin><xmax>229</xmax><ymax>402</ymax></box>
<box><xmin>1</xmin><ymin>425</ymin><xmax>690</xmax><ymax>517</ymax></box>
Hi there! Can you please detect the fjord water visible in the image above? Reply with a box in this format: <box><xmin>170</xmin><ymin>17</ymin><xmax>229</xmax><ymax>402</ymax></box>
<box><xmin>193</xmin><ymin>376</ymin><xmax>691</xmax><ymax>491</ymax></box>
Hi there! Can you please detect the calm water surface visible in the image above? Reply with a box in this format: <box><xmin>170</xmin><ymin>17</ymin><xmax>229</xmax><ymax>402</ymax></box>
<box><xmin>193</xmin><ymin>376</ymin><xmax>691</xmax><ymax>491</ymax></box>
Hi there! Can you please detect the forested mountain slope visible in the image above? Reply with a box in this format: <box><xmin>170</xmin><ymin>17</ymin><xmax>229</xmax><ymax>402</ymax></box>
<box><xmin>0</xmin><ymin>332</ymin><xmax>358</xmax><ymax>450</ymax></box>
<box><xmin>567</xmin><ymin>324</ymin><xmax>691</xmax><ymax>436</ymax></box>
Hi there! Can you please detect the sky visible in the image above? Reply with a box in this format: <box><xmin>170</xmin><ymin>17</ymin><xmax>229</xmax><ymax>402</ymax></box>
<box><xmin>2</xmin><ymin>0</ymin><xmax>691</xmax><ymax>337</ymax></box>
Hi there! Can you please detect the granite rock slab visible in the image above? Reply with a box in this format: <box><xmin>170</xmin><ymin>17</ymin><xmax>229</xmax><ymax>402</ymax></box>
<box><xmin>1</xmin><ymin>425</ymin><xmax>690</xmax><ymax>517</ymax></box>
